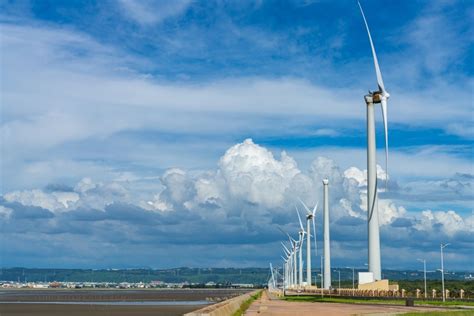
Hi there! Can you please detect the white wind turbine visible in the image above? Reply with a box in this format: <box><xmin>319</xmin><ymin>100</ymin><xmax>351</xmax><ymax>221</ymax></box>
<box><xmin>279</xmin><ymin>227</ymin><xmax>299</xmax><ymax>288</ymax></box>
<box><xmin>281</xmin><ymin>239</ymin><xmax>296</xmax><ymax>288</ymax></box>
<box><xmin>358</xmin><ymin>1</ymin><xmax>391</xmax><ymax>281</ymax></box>
<box><xmin>281</xmin><ymin>255</ymin><xmax>288</xmax><ymax>290</ymax></box>
<box><xmin>280</xmin><ymin>250</ymin><xmax>289</xmax><ymax>290</ymax></box>
<box><xmin>291</xmin><ymin>238</ymin><xmax>298</xmax><ymax>288</ymax></box>
<box><xmin>300</xmin><ymin>199</ymin><xmax>318</xmax><ymax>286</ymax></box>
<box><xmin>269</xmin><ymin>263</ymin><xmax>276</xmax><ymax>289</ymax></box>
<box><xmin>296</xmin><ymin>206</ymin><xmax>306</xmax><ymax>287</ymax></box>
<box><xmin>281</xmin><ymin>242</ymin><xmax>292</xmax><ymax>287</ymax></box>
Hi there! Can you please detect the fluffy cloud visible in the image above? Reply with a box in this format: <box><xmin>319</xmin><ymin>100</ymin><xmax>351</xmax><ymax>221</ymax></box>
<box><xmin>344</xmin><ymin>165</ymin><xmax>388</xmax><ymax>188</ymax></box>
<box><xmin>415</xmin><ymin>210</ymin><xmax>473</xmax><ymax>237</ymax></box>
<box><xmin>3</xmin><ymin>177</ymin><xmax>129</xmax><ymax>214</ymax></box>
<box><xmin>219</xmin><ymin>139</ymin><xmax>301</xmax><ymax>209</ymax></box>
<box><xmin>4</xmin><ymin>189</ymin><xmax>79</xmax><ymax>212</ymax></box>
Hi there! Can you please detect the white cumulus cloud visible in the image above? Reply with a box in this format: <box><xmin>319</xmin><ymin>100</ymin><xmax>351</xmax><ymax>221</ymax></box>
<box><xmin>415</xmin><ymin>210</ymin><xmax>473</xmax><ymax>236</ymax></box>
<box><xmin>4</xmin><ymin>189</ymin><xmax>79</xmax><ymax>212</ymax></box>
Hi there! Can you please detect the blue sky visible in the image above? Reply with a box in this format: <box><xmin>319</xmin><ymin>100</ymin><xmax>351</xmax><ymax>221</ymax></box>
<box><xmin>0</xmin><ymin>0</ymin><xmax>473</xmax><ymax>271</ymax></box>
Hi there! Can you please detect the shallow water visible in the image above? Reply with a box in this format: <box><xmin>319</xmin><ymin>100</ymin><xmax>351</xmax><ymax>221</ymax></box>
<box><xmin>0</xmin><ymin>300</ymin><xmax>210</xmax><ymax>305</ymax></box>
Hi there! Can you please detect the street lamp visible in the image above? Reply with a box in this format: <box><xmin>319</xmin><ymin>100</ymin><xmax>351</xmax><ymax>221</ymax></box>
<box><xmin>417</xmin><ymin>258</ymin><xmax>427</xmax><ymax>299</ymax></box>
<box><xmin>440</xmin><ymin>243</ymin><xmax>450</xmax><ymax>302</ymax></box>
<box><xmin>320</xmin><ymin>255</ymin><xmax>324</xmax><ymax>290</ymax></box>
<box><xmin>317</xmin><ymin>273</ymin><xmax>323</xmax><ymax>298</ymax></box>
<box><xmin>333</xmin><ymin>269</ymin><xmax>341</xmax><ymax>294</ymax></box>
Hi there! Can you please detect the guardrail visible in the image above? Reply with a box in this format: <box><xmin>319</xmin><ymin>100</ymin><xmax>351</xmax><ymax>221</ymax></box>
<box><xmin>284</xmin><ymin>288</ymin><xmax>473</xmax><ymax>301</ymax></box>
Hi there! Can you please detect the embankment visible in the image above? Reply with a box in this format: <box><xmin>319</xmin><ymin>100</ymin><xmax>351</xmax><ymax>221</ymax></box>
<box><xmin>184</xmin><ymin>289</ymin><xmax>261</xmax><ymax>316</ymax></box>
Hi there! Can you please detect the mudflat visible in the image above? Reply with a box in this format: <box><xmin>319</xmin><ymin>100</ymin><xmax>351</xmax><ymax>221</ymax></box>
<box><xmin>0</xmin><ymin>303</ymin><xmax>200</xmax><ymax>316</ymax></box>
<box><xmin>0</xmin><ymin>288</ymin><xmax>250</xmax><ymax>316</ymax></box>
<box><xmin>0</xmin><ymin>288</ymin><xmax>249</xmax><ymax>301</ymax></box>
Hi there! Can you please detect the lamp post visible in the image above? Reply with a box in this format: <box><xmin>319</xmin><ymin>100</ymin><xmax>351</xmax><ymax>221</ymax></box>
<box><xmin>417</xmin><ymin>258</ymin><xmax>427</xmax><ymax>299</ymax></box>
<box><xmin>320</xmin><ymin>256</ymin><xmax>324</xmax><ymax>291</ymax></box>
<box><xmin>335</xmin><ymin>269</ymin><xmax>341</xmax><ymax>294</ymax></box>
<box><xmin>440</xmin><ymin>243</ymin><xmax>450</xmax><ymax>302</ymax></box>
<box><xmin>338</xmin><ymin>270</ymin><xmax>341</xmax><ymax>290</ymax></box>
<box><xmin>318</xmin><ymin>274</ymin><xmax>323</xmax><ymax>298</ymax></box>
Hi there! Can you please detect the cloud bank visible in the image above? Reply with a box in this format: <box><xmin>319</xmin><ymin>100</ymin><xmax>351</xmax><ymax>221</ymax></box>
<box><xmin>1</xmin><ymin>140</ymin><xmax>472</xmax><ymax>269</ymax></box>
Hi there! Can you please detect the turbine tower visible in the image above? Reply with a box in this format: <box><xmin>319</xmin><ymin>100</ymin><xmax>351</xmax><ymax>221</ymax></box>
<box><xmin>323</xmin><ymin>178</ymin><xmax>331</xmax><ymax>289</ymax></box>
<box><xmin>296</xmin><ymin>207</ymin><xmax>306</xmax><ymax>287</ymax></box>
<box><xmin>292</xmin><ymin>242</ymin><xmax>297</xmax><ymax>288</ymax></box>
<box><xmin>300</xmin><ymin>200</ymin><xmax>318</xmax><ymax>287</ymax></box>
<box><xmin>282</xmin><ymin>242</ymin><xmax>292</xmax><ymax>287</ymax></box>
<box><xmin>358</xmin><ymin>1</ymin><xmax>390</xmax><ymax>281</ymax></box>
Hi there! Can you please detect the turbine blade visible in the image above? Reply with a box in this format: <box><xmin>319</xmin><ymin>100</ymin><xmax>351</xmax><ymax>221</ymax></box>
<box><xmin>295</xmin><ymin>206</ymin><xmax>304</xmax><ymax>231</ymax></box>
<box><xmin>277</xmin><ymin>226</ymin><xmax>294</xmax><ymax>243</ymax></box>
<box><xmin>281</xmin><ymin>242</ymin><xmax>290</xmax><ymax>255</ymax></box>
<box><xmin>277</xmin><ymin>226</ymin><xmax>286</xmax><ymax>235</ymax></box>
<box><xmin>312</xmin><ymin>216</ymin><xmax>318</xmax><ymax>257</ymax></box>
<box><xmin>312</xmin><ymin>202</ymin><xmax>319</xmax><ymax>217</ymax></box>
<box><xmin>358</xmin><ymin>1</ymin><xmax>385</xmax><ymax>93</ymax></box>
<box><xmin>381</xmin><ymin>97</ymin><xmax>389</xmax><ymax>190</ymax></box>
<box><xmin>277</xmin><ymin>227</ymin><xmax>289</xmax><ymax>239</ymax></box>
<box><xmin>298</xmin><ymin>198</ymin><xmax>312</xmax><ymax>216</ymax></box>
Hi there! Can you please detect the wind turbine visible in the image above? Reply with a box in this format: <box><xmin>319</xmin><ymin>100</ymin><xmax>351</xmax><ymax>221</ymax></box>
<box><xmin>300</xmin><ymin>199</ymin><xmax>318</xmax><ymax>286</ymax></box>
<box><xmin>269</xmin><ymin>263</ymin><xmax>276</xmax><ymax>289</ymax></box>
<box><xmin>358</xmin><ymin>0</ymin><xmax>391</xmax><ymax>281</ymax></box>
<box><xmin>278</xmin><ymin>227</ymin><xmax>298</xmax><ymax>288</ymax></box>
<box><xmin>281</xmin><ymin>243</ymin><xmax>292</xmax><ymax>288</ymax></box>
<box><xmin>296</xmin><ymin>206</ymin><xmax>306</xmax><ymax>287</ymax></box>
<box><xmin>281</xmin><ymin>254</ymin><xmax>288</xmax><ymax>290</ymax></box>
<box><xmin>292</xmin><ymin>240</ymin><xmax>298</xmax><ymax>288</ymax></box>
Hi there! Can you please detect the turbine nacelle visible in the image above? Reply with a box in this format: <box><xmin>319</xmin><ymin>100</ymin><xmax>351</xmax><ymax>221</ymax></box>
<box><xmin>367</xmin><ymin>91</ymin><xmax>390</xmax><ymax>104</ymax></box>
<box><xmin>298</xmin><ymin>198</ymin><xmax>318</xmax><ymax>218</ymax></box>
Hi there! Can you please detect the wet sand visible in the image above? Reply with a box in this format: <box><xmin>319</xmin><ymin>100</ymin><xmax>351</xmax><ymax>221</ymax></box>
<box><xmin>0</xmin><ymin>303</ymin><xmax>201</xmax><ymax>316</ymax></box>
<box><xmin>0</xmin><ymin>288</ymin><xmax>249</xmax><ymax>302</ymax></box>
<box><xmin>0</xmin><ymin>288</ymin><xmax>250</xmax><ymax>316</ymax></box>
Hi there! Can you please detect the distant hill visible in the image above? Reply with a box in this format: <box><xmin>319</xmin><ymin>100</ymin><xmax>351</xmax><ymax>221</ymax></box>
<box><xmin>1</xmin><ymin>267</ymin><xmax>472</xmax><ymax>284</ymax></box>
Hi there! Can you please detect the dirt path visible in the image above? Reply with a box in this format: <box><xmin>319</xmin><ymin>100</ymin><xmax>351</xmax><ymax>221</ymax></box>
<box><xmin>244</xmin><ymin>291</ymin><xmax>454</xmax><ymax>316</ymax></box>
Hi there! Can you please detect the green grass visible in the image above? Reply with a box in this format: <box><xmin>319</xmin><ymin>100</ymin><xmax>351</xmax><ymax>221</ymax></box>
<box><xmin>283</xmin><ymin>295</ymin><xmax>474</xmax><ymax>307</ymax></box>
<box><xmin>232</xmin><ymin>290</ymin><xmax>263</xmax><ymax>316</ymax></box>
<box><xmin>417</xmin><ymin>300</ymin><xmax>474</xmax><ymax>307</ymax></box>
<box><xmin>401</xmin><ymin>311</ymin><xmax>474</xmax><ymax>316</ymax></box>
